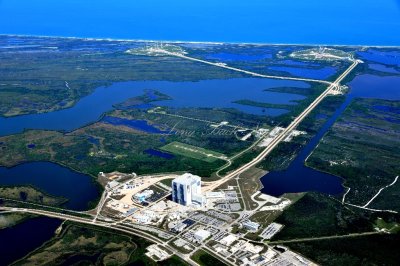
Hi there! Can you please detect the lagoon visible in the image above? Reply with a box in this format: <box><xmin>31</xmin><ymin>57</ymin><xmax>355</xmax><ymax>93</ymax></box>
<box><xmin>0</xmin><ymin>78</ymin><xmax>309</xmax><ymax>136</ymax></box>
<box><xmin>0</xmin><ymin>161</ymin><xmax>100</xmax><ymax>210</ymax></box>
<box><xmin>261</xmin><ymin>73</ymin><xmax>400</xmax><ymax>196</ymax></box>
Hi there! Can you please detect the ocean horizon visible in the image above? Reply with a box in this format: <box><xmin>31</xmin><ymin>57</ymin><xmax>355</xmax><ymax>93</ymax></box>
<box><xmin>2</xmin><ymin>33</ymin><xmax>400</xmax><ymax>48</ymax></box>
<box><xmin>1</xmin><ymin>0</ymin><xmax>400</xmax><ymax>46</ymax></box>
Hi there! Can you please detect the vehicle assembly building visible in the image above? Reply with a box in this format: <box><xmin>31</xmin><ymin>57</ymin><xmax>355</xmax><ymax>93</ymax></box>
<box><xmin>172</xmin><ymin>173</ymin><xmax>205</xmax><ymax>206</ymax></box>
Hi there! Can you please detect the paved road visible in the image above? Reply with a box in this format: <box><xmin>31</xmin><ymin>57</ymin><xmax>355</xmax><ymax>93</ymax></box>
<box><xmin>204</xmin><ymin>59</ymin><xmax>360</xmax><ymax>192</ymax></box>
<box><xmin>268</xmin><ymin>231</ymin><xmax>382</xmax><ymax>245</ymax></box>
<box><xmin>154</xmin><ymin>49</ymin><xmax>333</xmax><ymax>85</ymax></box>
<box><xmin>0</xmin><ymin>54</ymin><xmax>360</xmax><ymax>265</ymax></box>
<box><xmin>0</xmin><ymin>206</ymin><xmax>200</xmax><ymax>266</ymax></box>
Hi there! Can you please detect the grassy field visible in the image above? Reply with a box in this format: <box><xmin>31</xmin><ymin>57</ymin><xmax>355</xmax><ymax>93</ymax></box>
<box><xmin>285</xmin><ymin>233</ymin><xmax>400</xmax><ymax>266</ymax></box>
<box><xmin>14</xmin><ymin>223</ymin><xmax>136</xmax><ymax>265</ymax></box>
<box><xmin>306</xmin><ymin>98</ymin><xmax>400</xmax><ymax>210</ymax></box>
<box><xmin>237</xmin><ymin>167</ymin><xmax>267</xmax><ymax>210</ymax></box>
<box><xmin>13</xmin><ymin>222</ymin><xmax>188</xmax><ymax>266</ymax></box>
<box><xmin>0</xmin><ymin>186</ymin><xmax>67</xmax><ymax>206</ymax></box>
<box><xmin>0</xmin><ymin>102</ymin><xmax>266</xmax><ymax>178</ymax></box>
<box><xmin>190</xmin><ymin>249</ymin><xmax>226</xmax><ymax>266</ymax></box>
<box><xmin>0</xmin><ymin>213</ymin><xmax>32</xmax><ymax>229</ymax></box>
<box><xmin>272</xmin><ymin>192</ymin><xmax>373</xmax><ymax>241</ymax></box>
<box><xmin>161</xmin><ymin>141</ymin><xmax>227</xmax><ymax>163</ymax></box>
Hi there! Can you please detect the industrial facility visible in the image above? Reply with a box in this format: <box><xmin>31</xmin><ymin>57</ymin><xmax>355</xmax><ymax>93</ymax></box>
<box><xmin>171</xmin><ymin>173</ymin><xmax>205</xmax><ymax>206</ymax></box>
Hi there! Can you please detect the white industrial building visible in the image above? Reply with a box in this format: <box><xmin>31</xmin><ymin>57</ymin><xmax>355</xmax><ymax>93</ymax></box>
<box><xmin>243</xmin><ymin>220</ymin><xmax>260</xmax><ymax>231</ymax></box>
<box><xmin>172</xmin><ymin>173</ymin><xmax>205</xmax><ymax>206</ymax></box>
<box><xmin>194</xmin><ymin>229</ymin><xmax>211</xmax><ymax>242</ymax></box>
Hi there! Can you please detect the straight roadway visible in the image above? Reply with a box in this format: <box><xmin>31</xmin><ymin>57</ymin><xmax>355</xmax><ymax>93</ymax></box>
<box><xmin>153</xmin><ymin>47</ymin><xmax>360</xmax><ymax>191</ymax></box>
<box><xmin>153</xmin><ymin>48</ymin><xmax>333</xmax><ymax>85</ymax></box>
<box><xmin>0</xmin><ymin>51</ymin><xmax>360</xmax><ymax>265</ymax></box>
<box><xmin>204</xmin><ymin>59</ymin><xmax>360</xmax><ymax>192</ymax></box>
<box><xmin>0</xmin><ymin>206</ymin><xmax>200</xmax><ymax>266</ymax></box>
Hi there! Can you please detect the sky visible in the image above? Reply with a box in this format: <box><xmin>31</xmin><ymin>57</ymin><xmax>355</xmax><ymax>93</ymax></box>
<box><xmin>0</xmin><ymin>0</ymin><xmax>399</xmax><ymax>45</ymax></box>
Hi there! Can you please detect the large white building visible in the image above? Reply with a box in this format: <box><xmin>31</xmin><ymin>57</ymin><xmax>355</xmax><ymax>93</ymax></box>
<box><xmin>172</xmin><ymin>173</ymin><xmax>204</xmax><ymax>206</ymax></box>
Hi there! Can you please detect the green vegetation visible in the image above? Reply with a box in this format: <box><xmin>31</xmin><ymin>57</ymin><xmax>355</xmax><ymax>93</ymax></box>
<box><xmin>0</xmin><ymin>186</ymin><xmax>67</xmax><ymax>206</ymax></box>
<box><xmin>0</xmin><ymin>213</ymin><xmax>32</xmax><ymax>229</ymax></box>
<box><xmin>159</xmin><ymin>178</ymin><xmax>174</xmax><ymax>187</ymax></box>
<box><xmin>285</xmin><ymin>234</ymin><xmax>400</xmax><ymax>266</ymax></box>
<box><xmin>271</xmin><ymin>192</ymin><xmax>400</xmax><ymax>265</ymax></box>
<box><xmin>272</xmin><ymin>192</ymin><xmax>372</xmax><ymax>240</ymax></box>
<box><xmin>258</xmin><ymin>96</ymin><xmax>345</xmax><ymax>171</ymax></box>
<box><xmin>233</xmin><ymin>99</ymin><xmax>296</xmax><ymax>111</ymax></box>
<box><xmin>374</xmin><ymin>217</ymin><xmax>400</xmax><ymax>233</ymax></box>
<box><xmin>0</xmin><ymin>36</ymin><xmax>241</xmax><ymax>117</ymax></box>
<box><xmin>0</xmin><ymin>103</ymin><xmax>263</xmax><ymax>178</ymax></box>
<box><xmin>191</xmin><ymin>249</ymin><xmax>226</xmax><ymax>266</ymax></box>
<box><xmin>14</xmin><ymin>223</ymin><xmax>136</xmax><ymax>265</ymax></box>
<box><xmin>114</xmin><ymin>89</ymin><xmax>172</xmax><ymax>109</ymax></box>
<box><xmin>236</xmin><ymin>167</ymin><xmax>266</xmax><ymax>210</ymax></box>
<box><xmin>263</xmin><ymin>86</ymin><xmax>314</xmax><ymax>96</ymax></box>
<box><xmin>161</xmin><ymin>141</ymin><xmax>226</xmax><ymax>163</ymax></box>
<box><xmin>307</xmin><ymin>98</ymin><xmax>400</xmax><ymax>210</ymax></box>
<box><xmin>13</xmin><ymin>222</ymin><xmax>188</xmax><ymax>266</ymax></box>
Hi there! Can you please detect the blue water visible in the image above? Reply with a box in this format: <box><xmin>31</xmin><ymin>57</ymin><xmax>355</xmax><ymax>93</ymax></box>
<box><xmin>277</xmin><ymin>60</ymin><xmax>320</xmax><ymax>67</ymax></box>
<box><xmin>369</xmin><ymin>64</ymin><xmax>400</xmax><ymax>74</ymax></box>
<box><xmin>102</xmin><ymin>116</ymin><xmax>170</xmax><ymax>134</ymax></box>
<box><xmin>0</xmin><ymin>78</ymin><xmax>308</xmax><ymax>136</ymax></box>
<box><xmin>0</xmin><ymin>162</ymin><xmax>100</xmax><ymax>210</ymax></box>
<box><xmin>87</xmin><ymin>136</ymin><xmax>100</xmax><ymax>146</ymax></box>
<box><xmin>0</xmin><ymin>217</ymin><xmax>61</xmax><ymax>266</ymax></box>
<box><xmin>261</xmin><ymin>73</ymin><xmax>400</xmax><ymax>196</ymax></box>
<box><xmin>144</xmin><ymin>149</ymin><xmax>175</xmax><ymax>159</ymax></box>
<box><xmin>0</xmin><ymin>0</ymin><xmax>399</xmax><ymax>45</ymax></box>
<box><xmin>373</xmin><ymin>105</ymin><xmax>400</xmax><ymax>115</ymax></box>
<box><xmin>154</xmin><ymin>79</ymin><xmax>307</xmax><ymax>110</ymax></box>
<box><xmin>349</xmin><ymin>75</ymin><xmax>400</xmax><ymax>100</ymax></box>
<box><xmin>358</xmin><ymin>49</ymin><xmax>400</xmax><ymax>66</ymax></box>
<box><xmin>269</xmin><ymin>66</ymin><xmax>337</xmax><ymax>80</ymax></box>
<box><xmin>0</xmin><ymin>162</ymin><xmax>100</xmax><ymax>264</ymax></box>
<box><xmin>205</xmin><ymin>52</ymin><xmax>272</xmax><ymax>61</ymax></box>
<box><xmin>261</xmin><ymin>98</ymin><xmax>350</xmax><ymax>196</ymax></box>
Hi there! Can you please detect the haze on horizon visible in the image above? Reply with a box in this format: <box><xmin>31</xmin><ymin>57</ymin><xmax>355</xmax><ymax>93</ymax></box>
<box><xmin>0</xmin><ymin>0</ymin><xmax>400</xmax><ymax>45</ymax></box>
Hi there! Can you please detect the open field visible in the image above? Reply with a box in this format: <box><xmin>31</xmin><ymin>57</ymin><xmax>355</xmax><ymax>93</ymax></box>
<box><xmin>306</xmin><ymin>98</ymin><xmax>400</xmax><ymax>210</ymax></box>
<box><xmin>237</xmin><ymin>167</ymin><xmax>267</xmax><ymax>210</ymax></box>
<box><xmin>13</xmin><ymin>223</ymin><xmax>136</xmax><ymax>265</ymax></box>
<box><xmin>0</xmin><ymin>186</ymin><xmax>67</xmax><ymax>206</ymax></box>
<box><xmin>0</xmin><ymin>213</ymin><xmax>32</xmax><ymax>229</ymax></box>
<box><xmin>161</xmin><ymin>141</ymin><xmax>227</xmax><ymax>163</ymax></box>
<box><xmin>272</xmin><ymin>192</ymin><xmax>373</xmax><ymax>241</ymax></box>
<box><xmin>285</xmin><ymin>233</ymin><xmax>400</xmax><ymax>266</ymax></box>
<box><xmin>191</xmin><ymin>249</ymin><xmax>226</xmax><ymax>266</ymax></box>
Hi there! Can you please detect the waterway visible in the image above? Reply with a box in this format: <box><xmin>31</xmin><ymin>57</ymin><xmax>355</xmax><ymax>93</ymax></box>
<box><xmin>0</xmin><ymin>52</ymin><xmax>399</xmax><ymax>263</ymax></box>
<box><xmin>261</xmin><ymin>73</ymin><xmax>400</xmax><ymax>196</ymax></box>
<box><xmin>0</xmin><ymin>162</ymin><xmax>100</xmax><ymax>265</ymax></box>
<box><xmin>0</xmin><ymin>161</ymin><xmax>100</xmax><ymax>210</ymax></box>
<box><xmin>0</xmin><ymin>217</ymin><xmax>61</xmax><ymax>266</ymax></box>
<box><xmin>0</xmin><ymin>78</ymin><xmax>309</xmax><ymax>136</ymax></box>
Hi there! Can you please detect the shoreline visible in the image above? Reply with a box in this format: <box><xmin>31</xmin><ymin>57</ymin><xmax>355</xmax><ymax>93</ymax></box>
<box><xmin>1</xmin><ymin>33</ymin><xmax>400</xmax><ymax>48</ymax></box>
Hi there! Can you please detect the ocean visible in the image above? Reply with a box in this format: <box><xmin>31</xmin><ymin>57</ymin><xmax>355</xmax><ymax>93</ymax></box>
<box><xmin>0</xmin><ymin>0</ymin><xmax>399</xmax><ymax>46</ymax></box>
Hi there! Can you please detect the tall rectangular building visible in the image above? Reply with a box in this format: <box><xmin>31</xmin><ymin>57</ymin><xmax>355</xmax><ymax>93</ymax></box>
<box><xmin>172</xmin><ymin>173</ymin><xmax>203</xmax><ymax>206</ymax></box>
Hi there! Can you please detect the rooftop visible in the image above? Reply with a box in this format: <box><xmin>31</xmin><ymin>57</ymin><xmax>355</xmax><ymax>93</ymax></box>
<box><xmin>172</xmin><ymin>173</ymin><xmax>201</xmax><ymax>186</ymax></box>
